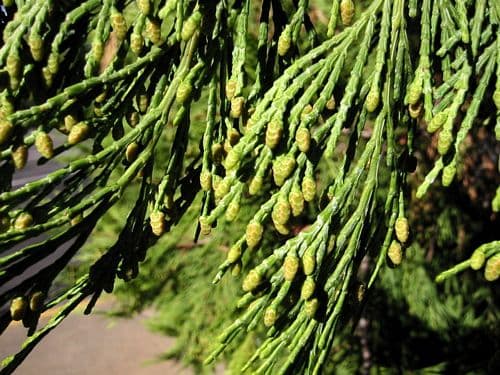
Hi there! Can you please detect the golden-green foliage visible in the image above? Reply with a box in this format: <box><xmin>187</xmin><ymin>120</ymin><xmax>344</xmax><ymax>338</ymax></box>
<box><xmin>0</xmin><ymin>0</ymin><xmax>498</xmax><ymax>374</ymax></box>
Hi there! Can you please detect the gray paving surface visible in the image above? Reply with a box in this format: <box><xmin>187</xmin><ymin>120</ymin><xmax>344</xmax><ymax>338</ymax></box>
<box><xmin>0</xmin><ymin>298</ymin><xmax>193</xmax><ymax>375</ymax></box>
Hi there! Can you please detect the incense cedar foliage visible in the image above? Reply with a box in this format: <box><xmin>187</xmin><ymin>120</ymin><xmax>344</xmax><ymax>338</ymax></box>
<box><xmin>0</xmin><ymin>0</ymin><xmax>499</xmax><ymax>373</ymax></box>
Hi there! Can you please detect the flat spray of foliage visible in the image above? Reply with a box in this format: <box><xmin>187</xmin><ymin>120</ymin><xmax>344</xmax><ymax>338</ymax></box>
<box><xmin>0</xmin><ymin>0</ymin><xmax>498</xmax><ymax>373</ymax></box>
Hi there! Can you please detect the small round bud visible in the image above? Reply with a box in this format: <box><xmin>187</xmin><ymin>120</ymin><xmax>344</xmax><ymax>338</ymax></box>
<box><xmin>28</xmin><ymin>35</ymin><xmax>44</xmax><ymax>61</ymax></box>
<box><xmin>277</xmin><ymin>26</ymin><xmax>292</xmax><ymax>56</ymax></box>
<box><xmin>146</xmin><ymin>19</ymin><xmax>162</xmax><ymax>45</ymax></box>
<box><xmin>273</xmin><ymin>155</ymin><xmax>296</xmax><ymax>186</ymax></box>
<box><xmin>225</xmin><ymin>147</ymin><xmax>241</xmax><ymax>171</ymax></box>
<box><xmin>126</xmin><ymin>142</ymin><xmax>139</xmax><ymax>162</ymax></box>
<box><xmin>10</xmin><ymin>297</ymin><xmax>27</xmax><ymax>321</ymax></box>
<box><xmin>242</xmin><ymin>269</ymin><xmax>262</xmax><ymax>292</ymax></box>
<box><xmin>47</xmin><ymin>53</ymin><xmax>59</xmax><ymax>74</ymax></box>
<box><xmin>388</xmin><ymin>240</ymin><xmax>403</xmax><ymax>266</ymax></box>
<box><xmin>68</xmin><ymin>122</ymin><xmax>90</xmax><ymax>144</ymax></box>
<box><xmin>263</xmin><ymin>307</ymin><xmax>278</xmax><ymax>327</ymax></box>
<box><xmin>0</xmin><ymin>118</ymin><xmax>14</xmax><ymax>145</ymax></box>
<box><xmin>272</xmin><ymin>198</ymin><xmax>291</xmax><ymax>226</ymax></box>
<box><xmin>326</xmin><ymin>96</ymin><xmax>336</xmax><ymax>110</ymax></box>
<box><xmin>365</xmin><ymin>87</ymin><xmax>380</xmax><ymax>112</ymax></box>
<box><xmin>130</xmin><ymin>33</ymin><xmax>144</xmax><ymax>55</ymax></box>
<box><xmin>427</xmin><ymin>111</ymin><xmax>447</xmax><ymax>133</ymax></box>
<box><xmin>246</xmin><ymin>221</ymin><xmax>263</xmax><ymax>249</ymax></box>
<box><xmin>484</xmin><ymin>254</ymin><xmax>500</xmax><ymax>282</ymax></box>
<box><xmin>340</xmin><ymin>0</ymin><xmax>355</xmax><ymax>26</ymax></box>
<box><xmin>265</xmin><ymin>118</ymin><xmax>284</xmax><ymax>149</ymax></box>
<box><xmin>92</xmin><ymin>40</ymin><xmax>104</xmax><ymax>62</ymax></box>
<box><xmin>226</xmin><ymin>199</ymin><xmax>240</xmax><ymax>222</ymax></box>
<box><xmin>442</xmin><ymin>162</ymin><xmax>456</xmax><ymax>187</ymax></box>
<box><xmin>225</xmin><ymin>79</ymin><xmax>237</xmax><ymax>101</ymax></box>
<box><xmin>249</xmin><ymin>176</ymin><xmax>264</xmax><ymax>196</ymax></box>
<box><xmin>302</xmin><ymin>247</ymin><xmax>316</xmax><ymax>275</ymax></box>
<box><xmin>295</xmin><ymin>127</ymin><xmax>311</xmax><ymax>153</ymax></box>
<box><xmin>29</xmin><ymin>291</ymin><xmax>45</xmax><ymax>312</ymax></box>
<box><xmin>12</xmin><ymin>145</ymin><xmax>28</xmax><ymax>169</ymax></box>
<box><xmin>137</xmin><ymin>0</ymin><xmax>151</xmax><ymax>15</ymax></box>
<box><xmin>181</xmin><ymin>11</ymin><xmax>202</xmax><ymax>41</ymax></box>
<box><xmin>138</xmin><ymin>94</ymin><xmax>149</xmax><ymax>113</ymax></box>
<box><xmin>437</xmin><ymin>129</ymin><xmax>453</xmax><ymax>155</ymax></box>
<box><xmin>6</xmin><ymin>50</ymin><xmax>21</xmax><ymax>81</ymax></box>
<box><xmin>214</xmin><ymin>178</ymin><xmax>231</xmax><ymax>200</ymax></box>
<box><xmin>126</xmin><ymin>111</ymin><xmax>140</xmax><ymax>127</ymax></box>
<box><xmin>394</xmin><ymin>217</ymin><xmax>409</xmax><ymax>243</ymax></box>
<box><xmin>42</xmin><ymin>67</ymin><xmax>53</xmax><ymax>87</ymax></box>
<box><xmin>301</xmin><ymin>277</ymin><xmax>316</xmax><ymax>300</ymax></box>
<box><xmin>302</xmin><ymin>176</ymin><xmax>316</xmax><ymax>202</ymax></box>
<box><xmin>283</xmin><ymin>254</ymin><xmax>300</xmax><ymax>281</ymax></box>
<box><xmin>470</xmin><ymin>249</ymin><xmax>486</xmax><ymax>270</ymax></box>
<box><xmin>228</xmin><ymin>128</ymin><xmax>240</xmax><ymax>146</ymax></box>
<box><xmin>64</xmin><ymin>114</ymin><xmax>78</xmax><ymax>132</ymax></box>
<box><xmin>199</xmin><ymin>216</ymin><xmax>211</xmax><ymax>235</ymax></box>
<box><xmin>230</xmin><ymin>96</ymin><xmax>245</xmax><ymax>118</ymax></box>
<box><xmin>407</xmin><ymin>79</ymin><xmax>422</xmax><ymax>105</ymax></box>
<box><xmin>301</xmin><ymin>105</ymin><xmax>313</xmax><ymax>121</ymax></box>
<box><xmin>150</xmin><ymin>211</ymin><xmax>166</xmax><ymax>236</ymax></box>
<box><xmin>200</xmin><ymin>170</ymin><xmax>212</xmax><ymax>191</ymax></box>
<box><xmin>289</xmin><ymin>187</ymin><xmax>305</xmax><ymax>217</ymax></box>
<box><xmin>14</xmin><ymin>212</ymin><xmax>33</xmax><ymax>230</ymax></box>
<box><xmin>35</xmin><ymin>132</ymin><xmax>54</xmax><ymax>159</ymax></box>
<box><xmin>111</xmin><ymin>11</ymin><xmax>128</xmax><ymax>40</ymax></box>
<box><xmin>211</xmin><ymin>143</ymin><xmax>225</xmax><ymax>164</ymax></box>
<box><xmin>231</xmin><ymin>261</ymin><xmax>242</xmax><ymax>277</ymax></box>
<box><xmin>227</xmin><ymin>244</ymin><xmax>242</xmax><ymax>263</ymax></box>
<box><xmin>305</xmin><ymin>298</ymin><xmax>319</xmax><ymax>318</ymax></box>
<box><xmin>176</xmin><ymin>81</ymin><xmax>193</xmax><ymax>105</ymax></box>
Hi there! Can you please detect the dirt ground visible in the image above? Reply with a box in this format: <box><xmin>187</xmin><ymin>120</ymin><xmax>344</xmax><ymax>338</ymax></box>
<box><xmin>0</xmin><ymin>297</ymin><xmax>193</xmax><ymax>375</ymax></box>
